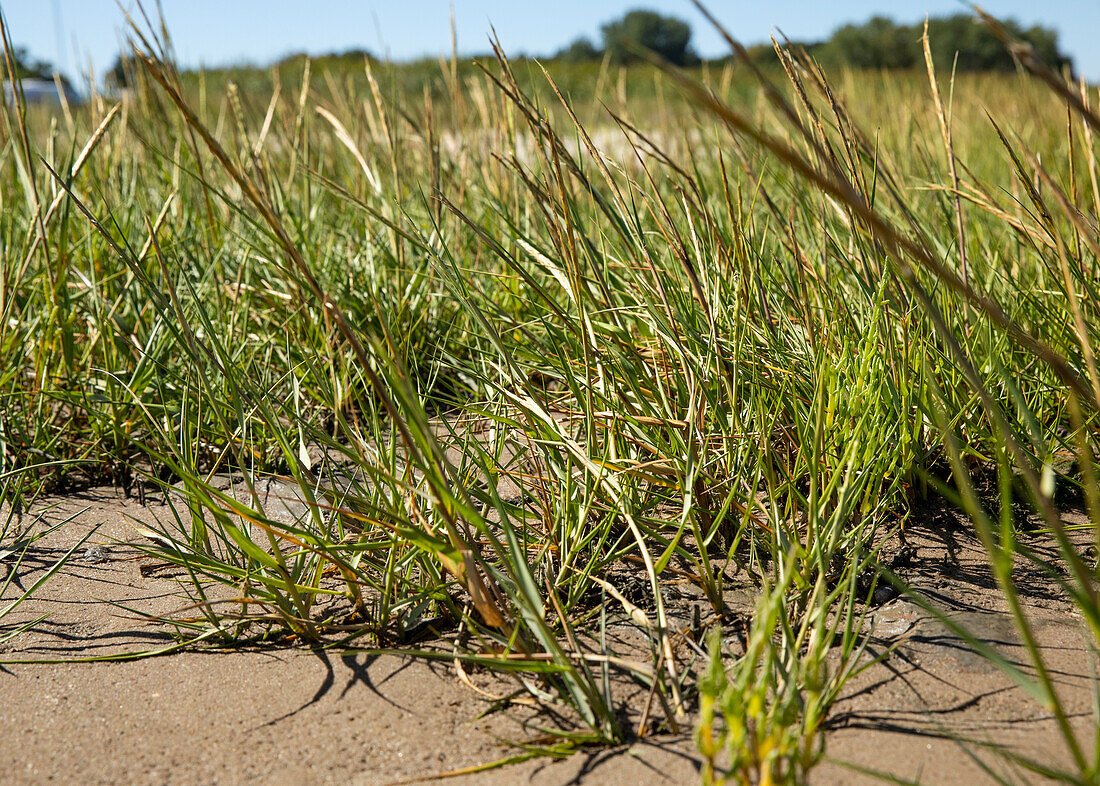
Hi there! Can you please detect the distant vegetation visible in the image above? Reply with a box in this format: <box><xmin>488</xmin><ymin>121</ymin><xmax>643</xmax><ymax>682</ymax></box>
<box><xmin>106</xmin><ymin>54</ymin><xmax>137</xmax><ymax>90</ymax></box>
<box><xmin>554</xmin><ymin>9</ymin><xmax>1071</xmax><ymax>74</ymax></box>
<box><xmin>3</xmin><ymin>46</ymin><xmax>74</xmax><ymax>86</ymax></box>
<box><xmin>557</xmin><ymin>9</ymin><xmax>699</xmax><ymax>66</ymax></box>
<box><xmin>7</xmin><ymin>46</ymin><xmax>53</xmax><ymax>80</ymax></box>
<box><xmin>273</xmin><ymin>48</ymin><xmax>376</xmax><ymax>72</ymax></box>
<box><xmin>23</xmin><ymin>7</ymin><xmax>1076</xmax><ymax>98</ymax></box>
<box><xmin>745</xmin><ymin>13</ymin><xmax>1073</xmax><ymax>73</ymax></box>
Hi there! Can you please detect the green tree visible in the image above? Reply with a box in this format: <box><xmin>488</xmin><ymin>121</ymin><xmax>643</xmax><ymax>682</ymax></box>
<box><xmin>820</xmin><ymin>17</ymin><xmax>916</xmax><ymax>69</ymax></box>
<box><xmin>761</xmin><ymin>13</ymin><xmax>1073</xmax><ymax>75</ymax></box>
<box><xmin>555</xmin><ymin>37</ymin><xmax>602</xmax><ymax>63</ymax></box>
<box><xmin>923</xmin><ymin>15</ymin><xmax>1071</xmax><ymax>73</ymax></box>
<box><xmin>106</xmin><ymin>54</ymin><xmax>137</xmax><ymax>90</ymax></box>
<box><xmin>7</xmin><ymin>47</ymin><xmax>53</xmax><ymax>81</ymax></box>
<box><xmin>600</xmin><ymin>9</ymin><xmax>696</xmax><ymax>66</ymax></box>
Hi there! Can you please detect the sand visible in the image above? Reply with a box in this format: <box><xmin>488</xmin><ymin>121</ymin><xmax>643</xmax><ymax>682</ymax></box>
<box><xmin>1</xmin><ymin>485</ymin><xmax>1094</xmax><ymax>784</ymax></box>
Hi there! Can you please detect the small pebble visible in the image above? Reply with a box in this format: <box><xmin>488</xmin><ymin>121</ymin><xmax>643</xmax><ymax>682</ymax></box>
<box><xmin>872</xmin><ymin>584</ymin><xmax>899</xmax><ymax>605</ymax></box>
<box><xmin>80</xmin><ymin>545</ymin><xmax>111</xmax><ymax>564</ymax></box>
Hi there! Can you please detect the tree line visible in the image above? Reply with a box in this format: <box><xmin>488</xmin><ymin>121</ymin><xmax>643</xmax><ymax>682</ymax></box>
<box><xmin>11</xmin><ymin>7</ymin><xmax>1077</xmax><ymax>93</ymax></box>
<box><xmin>556</xmin><ymin>9</ymin><xmax>1073</xmax><ymax>74</ymax></box>
<box><xmin>746</xmin><ymin>14</ymin><xmax>1072</xmax><ymax>73</ymax></box>
<box><xmin>6</xmin><ymin>47</ymin><xmax>67</xmax><ymax>82</ymax></box>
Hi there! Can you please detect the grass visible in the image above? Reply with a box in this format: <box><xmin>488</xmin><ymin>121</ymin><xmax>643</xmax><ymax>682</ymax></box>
<box><xmin>0</xmin><ymin>4</ymin><xmax>1098</xmax><ymax>781</ymax></box>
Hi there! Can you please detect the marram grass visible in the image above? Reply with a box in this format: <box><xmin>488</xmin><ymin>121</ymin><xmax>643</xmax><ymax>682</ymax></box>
<box><xmin>0</xmin><ymin>7</ymin><xmax>1097</xmax><ymax>782</ymax></box>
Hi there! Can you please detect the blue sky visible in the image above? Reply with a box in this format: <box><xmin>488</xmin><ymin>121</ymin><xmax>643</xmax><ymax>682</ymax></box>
<box><xmin>6</xmin><ymin>1</ymin><xmax>1100</xmax><ymax>85</ymax></box>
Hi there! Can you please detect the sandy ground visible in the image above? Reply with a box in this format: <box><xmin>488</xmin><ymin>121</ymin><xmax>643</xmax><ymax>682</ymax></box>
<box><xmin>1</xmin><ymin>485</ymin><xmax>1095</xmax><ymax>784</ymax></box>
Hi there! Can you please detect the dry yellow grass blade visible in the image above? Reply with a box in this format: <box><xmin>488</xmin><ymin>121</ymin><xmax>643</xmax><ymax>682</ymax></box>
<box><xmin>315</xmin><ymin>105</ymin><xmax>382</xmax><ymax>194</ymax></box>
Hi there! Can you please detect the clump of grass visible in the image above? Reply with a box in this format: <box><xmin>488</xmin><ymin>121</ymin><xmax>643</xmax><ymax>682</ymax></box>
<box><xmin>682</xmin><ymin>5</ymin><xmax>1100</xmax><ymax>782</ymax></box>
<box><xmin>0</xmin><ymin>1</ymin><xmax>1098</xmax><ymax>780</ymax></box>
